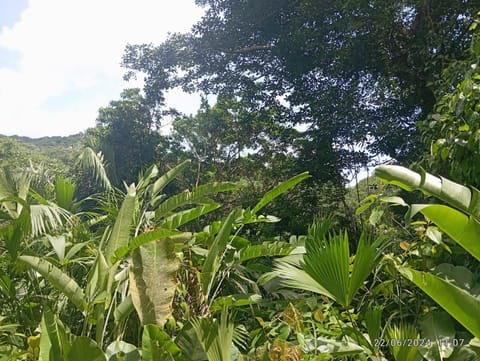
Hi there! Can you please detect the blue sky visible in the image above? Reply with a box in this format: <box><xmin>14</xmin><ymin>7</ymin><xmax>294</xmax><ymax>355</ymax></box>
<box><xmin>0</xmin><ymin>0</ymin><xmax>203</xmax><ymax>138</ymax></box>
<box><xmin>0</xmin><ymin>0</ymin><xmax>29</xmax><ymax>28</ymax></box>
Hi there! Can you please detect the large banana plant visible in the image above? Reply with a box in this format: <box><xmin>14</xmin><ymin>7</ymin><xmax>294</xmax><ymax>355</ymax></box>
<box><xmin>375</xmin><ymin>165</ymin><xmax>480</xmax><ymax>339</ymax></box>
<box><xmin>12</xmin><ymin>159</ymin><xmax>311</xmax><ymax>356</ymax></box>
<box><xmin>15</xmin><ymin>160</ymin><xmax>240</xmax><ymax>348</ymax></box>
<box><xmin>197</xmin><ymin>172</ymin><xmax>310</xmax><ymax>305</ymax></box>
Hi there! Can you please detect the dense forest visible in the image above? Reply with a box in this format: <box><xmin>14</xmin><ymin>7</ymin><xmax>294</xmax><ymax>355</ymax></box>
<box><xmin>1</xmin><ymin>1</ymin><xmax>480</xmax><ymax>360</ymax></box>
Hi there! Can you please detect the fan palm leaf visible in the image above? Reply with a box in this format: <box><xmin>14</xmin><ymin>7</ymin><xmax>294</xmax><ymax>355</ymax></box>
<box><xmin>189</xmin><ymin>308</ymin><xmax>240</xmax><ymax>361</ymax></box>
<box><xmin>276</xmin><ymin>218</ymin><xmax>386</xmax><ymax>307</ymax></box>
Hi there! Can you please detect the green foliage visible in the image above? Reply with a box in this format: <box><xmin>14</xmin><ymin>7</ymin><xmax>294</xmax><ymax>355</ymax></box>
<box><xmin>275</xmin><ymin>218</ymin><xmax>386</xmax><ymax>308</ymax></box>
<box><xmin>123</xmin><ymin>1</ymin><xmax>477</xmax><ymax>177</ymax></box>
<box><xmin>67</xmin><ymin>337</ymin><xmax>106</xmax><ymax>361</ymax></box>
<box><xmin>7</xmin><ymin>6</ymin><xmax>480</xmax><ymax>360</ymax></box>
<box><xmin>17</xmin><ymin>256</ymin><xmax>85</xmax><ymax>311</ymax></box>
<box><xmin>129</xmin><ymin>238</ymin><xmax>179</xmax><ymax>327</ymax></box>
<box><xmin>386</xmin><ymin>323</ymin><xmax>421</xmax><ymax>361</ymax></box>
<box><xmin>0</xmin><ymin>136</ymin><xmax>77</xmax><ymax>175</ymax></box>
<box><xmin>104</xmin><ymin>184</ymin><xmax>136</xmax><ymax>265</ymax></box>
<box><xmin>142</xmin><ymin>324</ymin><xmax>188</xmax><ymax>361</ymax></box>
<box><xmin>200</xmin><ymin>209</ymin><xmax>240</xmax><ymax>302</ymax></box>
<box><xmin>77</xmin><ymin>147</ymin><xmax>112</xmax><ymax>191</ymax></box>
<box><xmin>92</xmin><ymin>88</ymin><xmax>168</xmax><ymax>186</ymax></box>
<box><xmin>187</xmin><ymin>308</ymin><xmax>244</xmax><ymax>361</ymax></box>
<box><xmin>376</xmin><ymin>165</ymin><xmax>480</xmax><ymax>258</ymax></box>
<box><xmin>419</xmin><ymin>16</ymin><xmax>480</xmax><ymax>187</ymax></box>
<box><xmin>420</xmin><ymin>311</ymin><xmax>456</xmax><ymax>360</ymax></box>
<box><xmin>39</xmin><ymin>307</ymin><xmax>72</xmax><ymax>361</ymax></box>
<box><xmin>398</xmin><ymin>266</ymin><xmax>480</xmax><ymax>339</ymax></box>
<box><xmin>375</xmin><ymin>165</ymin><xmax>480</xmax><ymax>339</ymax></box>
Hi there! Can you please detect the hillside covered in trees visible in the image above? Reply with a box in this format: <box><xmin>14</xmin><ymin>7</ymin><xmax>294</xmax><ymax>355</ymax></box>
<box><xmin>1</xmin><ymin>1</ymin><xmax>480</xmax><ymax>360</ymax></box>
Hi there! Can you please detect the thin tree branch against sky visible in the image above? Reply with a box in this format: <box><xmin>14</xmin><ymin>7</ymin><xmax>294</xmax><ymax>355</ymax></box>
<box><xmin>0</xmin><ymin>0</ymin><xmax>204</xmax><ymax>138</ymax></box>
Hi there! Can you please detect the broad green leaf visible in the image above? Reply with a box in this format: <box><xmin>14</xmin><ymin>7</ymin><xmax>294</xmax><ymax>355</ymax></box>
<box><xmin>1</xmin><ymin>202</ymin><xmax>30</xmax><ymax>259</ymax></box>
<box><xmin>142</xmin><ymin>324</ymin><xmax>187</xmax><ymax>361</ymax></box>
<box><xmin>201</xmin><ymin>209</ymin><xmax>240</xmax><ymax>300</ymax></box>
<box><xmin>251</xmin><ymin>172</ymin><xmax>310</xmax><ymax>215</ymax></box>
<box><xmin>409</xmin><ymin>204</ymin><xmax>480</xmax><ymax>261</ymax></box>
<box><xmin>397</xmin><ymin>266</ymin><xmax>480</xmax><ymax>339</ymax></box>
<box><xmin>114</xmin><ymin>295</ymin><xmax>134</xmax><ymax>323</ymax></box>
<box><xmin>46</xmin><ymin>235</ymin><xmax>66</xmax><ymax>262</ymax></box>
<box><xmin>161</xmin><ymin>203</ymin><xmax>221</xmax><ymax>229</ymax></box>
<box><xmin>112</xmin><ymin>228</ymin><xmax>191</xmax><ymax>262</ymax></box>
<box><xmin>105</xmin><ymin>340</ymin><xmax>140</xmax><ymax>361</ymax></box>
<box><xmin>433</xmin><ymin>263</ymin><xmax>474</xmax><ymax>291</ymax></box>
<box><xmin>85</xmin><ymin>250</ymin><xmax>109</xmax><ymax>338</ymax></box>
<box><xmin>65</xmin><ymin>241</ymin><xmax>90</xmax><ymax>261</ymax></box>
<box><xmin>150</xmin><ymin>160</ymin><xmax>191</xmax><ymax>200</ymax></box>
<box><xmin>419</xmin><ymin>312</ymin><xmax>456</xmax><ymax>360</ymax></box>
<box><xmin>375</xmin><ymin>165</ymin><xmax>480</xmax><ymax>219</ymax></box>
<box><xmin>18</xmin><ymin>256</ymin><xmax>84</xmax><ymax>311</ymax></box>
<box><xmin>66</xmin><ymin>337</ymin><xmax>106</xmax><ymax>361</ymax></box>
<box><xmin>379</xmin><ymin>196</ymin><xmax>407</xmax><ymax>206</ymax></box>
<box><xmin>155</xmin><ymin>182</ymin><xmax>238</xmax><ymax>219</ymax></box>
<box><xmin>235</xmin><ymin>242</ymin><xmax>295</xmax><ymax>263</ymax></box>
<box><xmin>55</xmin><ymin>176</ymin><xmax>76</xmax><ymax>210</ymax></box>
<box><xmin>39</xmin><ymin>307</ymin><xmax>71</xmax><ymax>361</ymax></box>
<box><xmin>136</xmin><ymin>165</ymin><xmax>159</xmax><ymax>195</ymax></box>
<box><xmin>425</xmin><ymin>226</ymin><xmax>442</xmax><ymax>245</ymax></box>
<box><xmin>369</xmin><ymin>208</ymin><xmax>384</xmax><ymax>225</ymax></box>
<box><xmin>104</xmin><ymin>184</ymin><xmax>136</xmax><ymax>265</ymax></box>
<box><xmin>355</xmin><ymin>194</ymin><xmax>378</xmax><ymax>215</ymax></box>
<box><xmin>129</xmin><ymin>239</ymin><xmax>179</xmax><ymax>326</ymax></box>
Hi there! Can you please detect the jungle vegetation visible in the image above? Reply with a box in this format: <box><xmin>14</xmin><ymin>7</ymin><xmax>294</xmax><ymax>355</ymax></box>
<box><xmin>1</xmin><ymin>1</ymin><xmax>480</xmax><ymax>360</ymax></box>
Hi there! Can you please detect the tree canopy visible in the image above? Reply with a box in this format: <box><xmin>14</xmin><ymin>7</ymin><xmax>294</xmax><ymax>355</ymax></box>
<box><xmin>122</xmin><ymin>0</ymin><xmax>477</xmax><ymax>182</ymax></box>
<box><xmin>90</xmin><ymin>88</ymin><xmax>168</xmax><ymax>185</ymax></box>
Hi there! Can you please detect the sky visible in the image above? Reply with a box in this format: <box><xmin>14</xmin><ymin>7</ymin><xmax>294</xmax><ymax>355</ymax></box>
<box><xmin>0</xmin><ymin>0</ymin><xmax>204</xmax><ymax>138</ymax></box>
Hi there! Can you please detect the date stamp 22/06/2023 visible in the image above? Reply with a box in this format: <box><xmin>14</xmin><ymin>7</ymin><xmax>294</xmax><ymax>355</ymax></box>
<box><xmin>374</xmin><ymin>338</ymin><xmax>465</xmax><ymax>348</ymax></box>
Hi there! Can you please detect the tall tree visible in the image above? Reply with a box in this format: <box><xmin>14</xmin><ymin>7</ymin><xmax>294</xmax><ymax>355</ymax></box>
<box><xmin>419</xmin><ymin>16</ymin><xmax>480</xmax><ymax>188</ymax></box>
<box><xmin>122</xmin><ymin>0</ymin><xmax>477</xmax><ymax>182</ymax></box>
<box><xmin>171</xmin><ymin>96</ymin><xmax>295</xmax><ymax>181</ymax></box>
<box><xmin>91</xmin><ymin>88</ymin><xmax>167</xmax><ymax>185</ymax></box>
<box><xmin>171</xmin><ymin>96</ymin><xmax>347</xmax><ymax>235</ymax></box>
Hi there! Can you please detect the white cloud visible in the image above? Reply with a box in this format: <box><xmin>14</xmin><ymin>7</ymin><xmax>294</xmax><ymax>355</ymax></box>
<box><xmin>0</xmin><ymin>0</ymin><xmax>204</xmax><ymax>137</ymax></box>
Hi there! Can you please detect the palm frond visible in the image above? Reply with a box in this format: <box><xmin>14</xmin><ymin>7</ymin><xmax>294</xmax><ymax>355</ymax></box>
<box><xmin>348</xmin><ymin>232</ymin><xmax>388</xmax><ymax>299</ymax></box>
<box><xmin>190</xmin><ymin>308</ymin><xmax>236</xmax><ymax>361</ymax></box>
<box><xmin>387</xmin><ymin>323</ymin><xmax>421</xmax><ymax>361</ymax></box>
<box><xmin>275</xmin><ymin>259</ymin><xmax>336</xmax><ymax>299</ymax></box>
<box><xmin>0</xmin><ymin>167</ymin><xmax>31</xmax><ymax>218</ymax></box>
<box><xmin>78</xmin><ymin>147</ymin><xmax>112</xmax><ymax>190</ymax></box>
<box><xmin>54</xmin><ymin>176</ymin><xmax>76</xmax><ymax>210</ymax></box>
<box><xmin>277</xmin><ymin>217</ymin><xmax>386</xmax><ymax>307</ymax></box>
<box><xmin>303</xmin><ymin>231</ymin><xmax>350</xmax><ymax>306</ymax></box>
